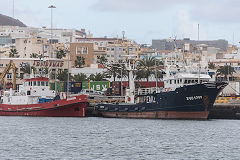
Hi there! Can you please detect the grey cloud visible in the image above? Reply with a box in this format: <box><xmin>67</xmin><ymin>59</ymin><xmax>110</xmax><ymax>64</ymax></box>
<box><xmin>91</xmin><ymin>0</ymin><xmax>240</xmax><ymax>23</ymax></box>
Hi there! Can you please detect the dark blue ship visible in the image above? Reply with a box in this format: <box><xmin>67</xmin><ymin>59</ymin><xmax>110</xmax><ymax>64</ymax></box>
<box><xmin>97</xmin><ymin>82</ymin><xmax>227</xmax><ymax>119</ymax></box>
<box><xmin>97</xmin><ymin>59</ymin><xmax>228</xmax><ymax>120</ymax></box>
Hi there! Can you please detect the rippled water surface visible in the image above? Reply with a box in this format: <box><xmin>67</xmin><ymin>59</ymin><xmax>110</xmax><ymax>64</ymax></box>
<box><xmin>0</xmin><ymin>117</ymin><xmax>240</xmax><ymax>160</ymax></box>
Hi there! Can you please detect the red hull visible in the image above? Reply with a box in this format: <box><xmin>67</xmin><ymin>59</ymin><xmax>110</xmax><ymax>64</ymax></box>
<box><xmin>0</xmin><ymin>95</ymin><xmax>88</xmax><ymax>117</ymax></box>
<box><xmin>101</xmin><ymin>111</ymin><xmax>209</xmax><ymax>120</ymax></box>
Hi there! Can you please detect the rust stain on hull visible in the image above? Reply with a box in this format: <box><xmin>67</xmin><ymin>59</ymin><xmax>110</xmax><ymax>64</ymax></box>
<box><xmin>101</xmin><ymin>111</ymin><xmax>209</xmax><ymax>120</ymax></box>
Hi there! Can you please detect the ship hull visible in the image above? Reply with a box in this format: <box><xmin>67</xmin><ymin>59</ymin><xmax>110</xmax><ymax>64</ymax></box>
<box><xmin>0</xmin><ymin>95</ymin><xmax>88</xmax><ymax>117</ymax></box>
<box><xmin>101</xmin><ymin>111</ymin><xmax>209</xmax><ymax>120</ymax></box>
<box><xmin>97</xmin><ymin>82</ymin><xmax>227</xmax><ymax>120</ymax></box>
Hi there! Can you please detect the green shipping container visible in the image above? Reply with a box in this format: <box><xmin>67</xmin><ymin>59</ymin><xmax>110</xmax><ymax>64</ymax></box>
<box><xmin>82</xmin><ymin>81</ymin><xmax>90</xmax><ymax>90</ymax></box>
<box><xmin>82</xmin><ymin>81</ymin><xmax>109</xmax><ymax>91</ymax></box>
<box><xmin>49</xmin><ymin>82</ymin><xmax>65</xmax><ymax>92</ymax></box>
<box><xmin>90</xmin><ymin>81</ymin><xmax>109</xmax><ymax>91</ymax></box>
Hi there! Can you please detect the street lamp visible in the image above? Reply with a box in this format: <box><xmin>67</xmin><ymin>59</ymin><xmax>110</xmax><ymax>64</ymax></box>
<box><xmin>48</xmin><ymin>5</ymin><xmax>56</xmax><ymax>92</ymax></box>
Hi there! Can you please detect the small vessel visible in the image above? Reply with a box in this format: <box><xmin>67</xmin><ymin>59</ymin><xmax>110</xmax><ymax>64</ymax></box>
<box><xmin>97</xmin><ymin>58</ymin><xmax>227</xmax><ymax>120</ymax></box>
<box><xmin>0</xmin><ymin>77</ymin><xmax>88</xmax><ymax>117</ymax></box>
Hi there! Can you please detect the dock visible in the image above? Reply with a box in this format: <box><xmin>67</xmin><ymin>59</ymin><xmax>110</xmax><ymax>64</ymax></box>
<box><xmin>210</xmin><ymin>104</ymin><xmax>240</xmax><ymax>119</ymax></box>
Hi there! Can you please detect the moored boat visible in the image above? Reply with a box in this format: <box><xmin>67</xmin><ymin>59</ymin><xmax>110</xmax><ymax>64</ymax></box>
<box><xmin>0</xmin><ymin>77</ymin><xmax>88</xmax><ymax>117</ymax></box>
<box><xmin>97</xmin><ymin>57</ymin><xmax>227</xmax><ymax>120</ymax></box>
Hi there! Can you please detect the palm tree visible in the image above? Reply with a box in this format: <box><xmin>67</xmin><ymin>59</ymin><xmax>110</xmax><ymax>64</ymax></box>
<box><xmin>73</xmin><ymin>73</ymin><xmax>87</xmax><ymax>82</ymax></box>
<box><xmin>216</xmin><ymin>65</ymin><xmax>235</xmax><ymax>81</ymax></box>
<box><xmin>9</xmin><ymin>49</ymin><xmax>19</xmax><ymax>58</ymax></box>
<box><xmin>30</xmin><ymin>53</ymin><xmax>38</xmax><ymax>58</ymax></box>
<box><xmin>56</xmin><ymin>49</ymin><xmax>66</xmax><ymax>59</ymax></box>
<box><xmin>75</xmin><ymin>56</ymin><xmax>85</xmax><ymax>68</ymax></box>
<box><xmin>97</xmin><ymin>55</ymin><xmax>108</xmax><ymax>65</ymax></box>
<box><xmin>208</xmin><ymin>62</ymin><xmax>215</xmax><ymax>69</ymax></box>
<box><xmin>105</xmin><ymin>63</ymin><xmax>127</xmax><ymax>81</ymax></box>
<box><xmin>57</xmin><ymin>70</ymin><xmax>72</xmax><ymax>81</ymax></box>
<box><xmin>88</xmin><ymin>73</ymin><xmax>106</xmax><ymax>81</ymax></box>
<box><xmin>137</xmin><ymin>56</ymin><xmax>161</xmax><ymax>81</ymax></box>
<box><xmin>20</xmin><ymin>64</ymin><xmax>36</xmax><ymax>74</ymax></box>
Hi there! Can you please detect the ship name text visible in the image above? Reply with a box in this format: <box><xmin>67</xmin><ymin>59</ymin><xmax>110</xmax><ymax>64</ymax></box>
<box><xmin>186</xmin><ymin>96</ymin><xmax>203</xmax><ymax>101</ymax></box>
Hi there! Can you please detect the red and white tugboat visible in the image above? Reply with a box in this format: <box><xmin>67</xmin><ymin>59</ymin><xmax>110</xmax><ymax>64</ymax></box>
<box><xmin>0</xmin><ymin>76</ymin><xmax>88</xmax><ymax>117</ymax></box>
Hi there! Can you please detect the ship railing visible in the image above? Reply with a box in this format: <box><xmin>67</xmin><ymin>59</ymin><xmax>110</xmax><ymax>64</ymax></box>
<box><xmin>136</xmin><ymin>87</ymin><xmax>162</xmax><ymax>95</ymax></box>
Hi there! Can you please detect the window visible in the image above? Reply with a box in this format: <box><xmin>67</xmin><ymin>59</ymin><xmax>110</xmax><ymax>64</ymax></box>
<box><xmin>170</xmin><ymin>80</ymin><xmax>172</xmax><ymax>84</ymax></box>
<box><xmin>46</xmin><ymin>82</ymin><xmax>49</xmax><ymax>86</ymax></box>
<box><xmin>76</xmin><ymin>47</ymin><xmax>88</xmax><ymax>54</ymax></box>
<box><xmin>33</xmin><ymin>81</ymin><xmax>36</xmax><ymax>86</ymax></box>
<box><xmin>37</xmin><ymin>81</ymin><xmax>40</xmax><ymax>86</ymax></box>
<box><xmin>41</xmin><ymin>81</ymin><xmax>45</xmax><ymax>86</ymax></box>
<box><xmin>20</xmin><ymin>73</ymin><xmax>24</xmax><ymax>79</ymax></box>
<box><xmin>7</xmin><ymin>73</ymin><xmax>12</xmax><ymax>79</ymax></box>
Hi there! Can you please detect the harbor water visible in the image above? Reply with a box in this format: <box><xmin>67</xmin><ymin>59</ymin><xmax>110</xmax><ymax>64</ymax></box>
<box><xmin>0</xmin><ymin>117</ymin><xmax>240</xmax><ymax>160</ymax></box>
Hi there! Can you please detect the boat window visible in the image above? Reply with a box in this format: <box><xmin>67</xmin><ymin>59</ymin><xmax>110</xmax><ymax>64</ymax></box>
<box><xmin>195</xmin><ymin>80</ymin><xmax>198</xmax><ymax>83</ymax></box>
<box><xmin>33</xmin><ymin>81</ymin><xmax>36</xmax><ymax>86</ymax></box>
<box><xmin>191</xmin><ymin>80</ymin><xmax>195</xmax><ymax>83</ymax></box>
<box><xmin>180</xmin><ymin>79</ymin><xmax>182</xmax><ymax>83</ymax></box>
<box><xmin>188</xmin><ymin>80</ymin><xmax>191</xmax><ymax>84</ymax></box>
<box><xmin>37</xmin><ymin>81</ymin><xmax>40</xmax><ymax>86</ymax></box>
<box><xmin>184</xmin><ymin>80</ymin><xmax>187</xmax><ymax>84</ymax></box>
<box><xmin>41</xmin><ymin>81</ymin><xmax>45</xmax><ymax>86</ymax></box>
<box><xmin>177</xmin><ymin>79</ymin><xmax>179</xmax><ymax>84</ymax></box>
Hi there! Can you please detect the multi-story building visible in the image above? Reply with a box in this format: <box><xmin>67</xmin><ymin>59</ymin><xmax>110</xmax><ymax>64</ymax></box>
<box><xmin>152</xmin><ymin>38</ymin><xmax>228</xmax><ymax>51</ymax></box>
<box><xmin>0</xmin><ymin>57</ymin><xmax>72</xmax><ymax>86</ymax></box>
<box><xmin>15</xmin><ymin>36</ymin><xmax>51</xmax><ymax>58</ymax></box>
<box><xmin>70</xmin><ymin>43</ymin><xmax>94</xmax><ymax>67</ymax></box>
<box><xmin>75</xmin><ymin>37</ymin><xmax>140</xmax><ymax>63</ymax></box>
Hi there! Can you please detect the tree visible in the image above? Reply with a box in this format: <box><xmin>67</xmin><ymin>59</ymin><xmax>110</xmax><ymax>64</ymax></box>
<box><xmin>73</xmin><ymin>73</ymin><xmax>87</xmax><ymax>82</ymax></box>
<box><xmin>20</xmin><ymin>64</ymin><xmax>36</xmax><ymax>74</ymax></box>
<box><xmin>88</xmin><ymin>74</ymin><xmax>95</xmax><ymax>81</ymax></box>
<box><xmin>208</xmin><ymin>63</ymin><xmax>215</xmax><ymax>69</ymax></box>
<box><xmin>105</xmin><ymin>63</ymin><xmax>121</xmax><ymax>81</ymax></box>
<box><xmin>75</xmin><ymin>56</ymin><xmax>85</xmax><ymax>68</ymax></box>
<box><xmin>9</xmin><ymin>49</ymin><xmax>19</xmax><ymax>58</ymax></box>
<box><xmin>30</xmin><ymin>53</ymin><xmax>38</xmax><ymax>58</ymax></box>
<box><xmin>97</xmin><ymin>55</ymin><xmax>108</xmax><ymax>65</ymax></box>
<box><xmin>94</xmin><ymin>73</ymin><xmax>106</xmax><ymax>81</ymax></box>
<box><xmin>56</xmin><ymin>49</ymin><xmax>66</xmax><ymax>59</ymax></box>
<box><xmin>88</xmin><ymin>73</ymin><xmax>106</xmax><ymax>81</ymax></box>
<box><xmin>216</xmin><ymin>65</ymin><xmax>235</xmax><ymax>81</ymax></box>
<box><xmin>57</xmin><ymin>70</ymin><xmax>72</xmax><ymax>81</ymax></box>
<box><xmin>137</xmin><ymin>56</ymin><xmax>161</xmax><ymax>81</ymax></box>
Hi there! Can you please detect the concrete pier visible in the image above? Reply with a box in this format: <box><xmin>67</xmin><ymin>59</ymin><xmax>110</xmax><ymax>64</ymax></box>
<box><xmin>209</xmin><ymin>104</ymin><xmax>240</xmax><ymax>119</ymax></box>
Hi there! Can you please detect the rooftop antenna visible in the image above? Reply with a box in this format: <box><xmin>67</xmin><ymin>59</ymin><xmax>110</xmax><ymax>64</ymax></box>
<box><xmin>232</xmin><ymin>32</ymin><xmax>235</xmax><ymax>45</ymax></box>
<box><xmin>122</xmin><ymin>31</ymin><xmax>125</xmax><ymax>40</ymax></box>
<box><xmin>198</xmin><ymin>24</ymin><xmax>199</xmax><ymax>41</ymax></box>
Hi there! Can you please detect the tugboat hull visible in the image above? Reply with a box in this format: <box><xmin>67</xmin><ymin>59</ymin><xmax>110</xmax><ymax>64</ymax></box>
<box><xmin>0</xmin><ymin>95</ymin><xmax>88</xmax><ymax>117</ymax></box>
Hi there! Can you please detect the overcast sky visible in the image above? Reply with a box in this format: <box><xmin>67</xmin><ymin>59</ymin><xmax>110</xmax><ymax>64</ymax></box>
<box><xmin>0</xmin><ymin>0</ymin><xmax>239</xmax><ymax>45</ymax></box>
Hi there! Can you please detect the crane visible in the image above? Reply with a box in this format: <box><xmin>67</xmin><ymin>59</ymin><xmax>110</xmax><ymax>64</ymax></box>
<box><xmin>0</xmin><ymin>60</ymin><xmax>16</xmax><ymax>90</ymax></box>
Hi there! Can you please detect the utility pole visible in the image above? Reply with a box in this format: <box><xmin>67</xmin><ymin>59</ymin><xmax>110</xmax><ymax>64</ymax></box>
<box><xmin>48</xmin><ymin>5</ymin><xmax>56</xmax><ymax>92</ymax></box>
